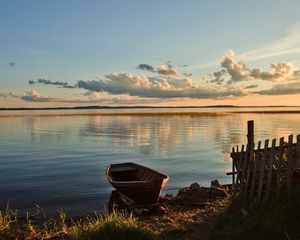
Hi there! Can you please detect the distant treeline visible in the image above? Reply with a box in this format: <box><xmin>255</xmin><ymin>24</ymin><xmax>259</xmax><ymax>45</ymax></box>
<box><xmin>0</xmin><ymin>105</ymin><xmax>294</xmax><ymax>111</ymax></box>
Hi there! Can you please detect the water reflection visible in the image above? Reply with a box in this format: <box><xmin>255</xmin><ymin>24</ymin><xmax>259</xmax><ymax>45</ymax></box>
<box><xmin>79</xmin><ymin>114</ymin><xmax>300</xmax><ymax>159</ymax></box>
<box><xmin>79</xmin><ymin>116</ymin><xmax>198</xmax><ymax>156</ymax></box>
<box><xmin>0</xmin><ymin>111</ymin><xmax>300</xmax><ymax>217</ymax></box>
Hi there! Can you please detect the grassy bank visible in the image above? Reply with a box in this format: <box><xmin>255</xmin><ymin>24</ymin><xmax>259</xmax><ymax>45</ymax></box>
<box><xmin>1</xmin><ymin>189</ymin><xmax>300</xmax><ymax>240</ymax></box>
<box><xmin>206</xmin><ymin>189</ymin><xmax>300</xmax><ymax>240</ymax></box>
<box><xmin>0</xmin><ymin>208</ymin><xmax>157</xmax><ymax>240</ymax></box>
<box><xmin>166</xmin><ymin>188</ymin><xmax>300</xmax><ymax>240</ymax></box>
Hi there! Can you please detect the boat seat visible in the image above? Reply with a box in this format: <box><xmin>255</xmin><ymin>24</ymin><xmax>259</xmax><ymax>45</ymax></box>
<box><xmin>110</xmin><ymin>166</ymin><xmax>138</xmax><ymax>173</ymax></box>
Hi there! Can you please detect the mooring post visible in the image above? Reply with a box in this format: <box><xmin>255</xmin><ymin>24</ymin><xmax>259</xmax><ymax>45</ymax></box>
<box><xmin>246</xmin><ymin>120</ymin><xmax>254</xmax><ymax>196</ymax></box>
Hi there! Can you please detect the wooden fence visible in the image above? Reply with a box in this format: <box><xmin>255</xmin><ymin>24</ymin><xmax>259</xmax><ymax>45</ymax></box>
<box><xmin>229</xmin><ymin>121</ymin><xmax>300</xmax><ymax>201</ymax></box>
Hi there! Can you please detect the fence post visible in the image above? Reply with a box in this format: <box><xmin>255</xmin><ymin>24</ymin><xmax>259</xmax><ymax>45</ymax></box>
<box><xmin>247</xmin><ymin>120</ymin><xmax>254</xmax><ymax>147</ymax></box>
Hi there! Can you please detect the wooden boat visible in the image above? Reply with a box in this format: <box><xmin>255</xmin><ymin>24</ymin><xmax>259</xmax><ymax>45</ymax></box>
<box><xmin>106</xmin><ymin>162</ymin><xmax>169</xmax><ymax>204</ymax></box>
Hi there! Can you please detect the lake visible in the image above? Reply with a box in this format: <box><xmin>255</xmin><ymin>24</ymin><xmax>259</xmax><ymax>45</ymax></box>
<box><xmin>0</xmin><ymin>108</ymin><xmax>299</xmax><ymax>217</ymax></box>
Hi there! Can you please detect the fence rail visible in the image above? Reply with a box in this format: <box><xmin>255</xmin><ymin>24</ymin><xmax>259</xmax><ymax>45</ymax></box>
<box><xmin>229</xmin><ymin>121</ymin><xmax>300</xmax><ymax>201</ymax></box>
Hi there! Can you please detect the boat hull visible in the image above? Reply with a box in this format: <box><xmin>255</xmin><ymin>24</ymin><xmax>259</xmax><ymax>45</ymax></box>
<box><xmin>106</xmin><ymin>162</ymin><xmax>169</xmax><ymax>204</ymax></box>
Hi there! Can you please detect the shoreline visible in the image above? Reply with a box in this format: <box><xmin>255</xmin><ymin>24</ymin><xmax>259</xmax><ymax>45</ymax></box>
<box><xmin>1</xmin><ymin>109</ymin><xmax>300</xmax><ymax>118</ymax></box>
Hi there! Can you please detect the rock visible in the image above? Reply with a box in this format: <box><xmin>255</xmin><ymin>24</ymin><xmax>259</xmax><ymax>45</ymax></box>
<box><xmin>211</xmin><ymin>180</ymin><xmax>221</xmax><ymax>188</ymax></box>
<box><xmin>134</xmin><ymin>208</ymin><xmax>151</xmax><ymax>216</ymax></box>
<box><xmin>190</xmin><ymin>182</ymin><xmax>201</xmax><ymax>190</ymax></box>
<box><xmin>177</xmin><ymin>187</ymin><xmax>190</xmax><ymax>196</ymax></box>
<box><xmin>210</xmin><ymin>187</ymin><xmax>228</xmax><ymax>198</ymax></box>
<box><xmin>154</xmin><ymin>205</ymin><xmax>168</xmax><ymax>214</ymax></box>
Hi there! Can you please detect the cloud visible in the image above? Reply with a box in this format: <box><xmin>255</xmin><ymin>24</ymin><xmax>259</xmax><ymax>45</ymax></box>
<box><xmin>221</xmin><ymin>50</ymin><xmax>250</xmax><ymax>82</ymax></box>
<box><xmin>250</xmin><ymin>62</ymin><xmax>300</xmax><ymax>82</ymax></box>
<box><xmin>23</xmin><ymin>46</ymin><xmax>300</xmax><ymax>102</ymax></box>
<box><xmin>77</xmin><ymin>72</ymin><xmax>246</xmax><ymax>99</ymax></box>
<box><xmin>210</xmin><ymin>49</ymin><xmax>300</xmax><ymax>84</ymax></box>
<box><xmin>183</xmin><ymin>73</ymin><xmax>193</xmax><ymax>77</ymax></box>
<box><xmin>0</xmin><ymin>92</ymin><xmax>19</xmax><ymax>98</ymax></box>
<box><xmin>257</xmin><ymin>82</ymin><xmax>300</xmax><ymax>95</ymax></box>
<box><xmin>21</xmin><ymin>90</ymin><xmax>57</xmax><ymax>102</ymax></box>
<box><xmin>157</xmin><ymin>64</ymin><xmax>179</xmax><ymax>76</ymax></box>
<box><xmin>245</xmin><ymin>84</ymin><xmax>258</xmax><ymax>89</ymax></box>
<box><xmin>137</xmin><ymin>63</ymin><xmax>179</xmax><ymax>76</ymax></box>
<box><xmin>137</xmin><ymin>64</ymin><xmax>156</xmax><ymax>72</ymax></box>
<box><xmin>192</xmin><ymin>22</ymin><xmax>300</xmax><ymax>70</ymax></box>
<box><xmin>29</xmin><ymin>78</ymin><xmax>76</xmax><ymax>88</ymax></box>
<box><xmin>10</xmin><ymin>89</ymin><xmax>164</xmax><ymax>105</ymax></box>
<box><xmin>82</xmin><ymin>91</ymin><xmax>166</xmax><ymax>105</ymax></box>
<box><xmin>209</xmin><ymin>69</ymin><xmax>227</xmax><ymax>85</ymax></box>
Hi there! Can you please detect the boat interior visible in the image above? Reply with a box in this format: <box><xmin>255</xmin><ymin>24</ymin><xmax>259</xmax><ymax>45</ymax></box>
<box><xmin>109</xmin><ymin>163</ymin><xmax>165</xmax><ymax>182</ymax></box>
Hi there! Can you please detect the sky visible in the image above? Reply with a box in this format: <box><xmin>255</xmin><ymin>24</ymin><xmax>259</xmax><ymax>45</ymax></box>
<box><xmin>1</xmin><ymin>0</ymin><xmax>300</xmax><ymax>107</ymax></box>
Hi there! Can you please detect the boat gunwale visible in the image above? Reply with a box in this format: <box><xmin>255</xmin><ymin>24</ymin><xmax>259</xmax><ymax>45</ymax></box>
<box><xmin>106</xmin><ymin>162</ymin><xmax>169</xmax><ymax>185</ymax></box>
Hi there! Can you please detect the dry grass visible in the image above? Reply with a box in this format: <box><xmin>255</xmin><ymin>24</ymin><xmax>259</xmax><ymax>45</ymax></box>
<box><xmin>0</xmin><ymin>207</ymin><xmax>157</xmax><ymax>240</ymax></box>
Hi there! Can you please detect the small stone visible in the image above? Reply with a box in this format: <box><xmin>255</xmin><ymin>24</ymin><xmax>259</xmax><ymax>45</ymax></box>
<box><xmin>154</xmin><ymin>205</ymin><xmax>168</xmax><ymax>214</ymax></box>
<box><xmin>134</xmin><ymin>208</ymin><xmax>151</xmax><ymax>216</ymax></box>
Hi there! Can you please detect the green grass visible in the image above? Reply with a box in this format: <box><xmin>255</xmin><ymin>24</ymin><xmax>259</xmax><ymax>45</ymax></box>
<box><xmin>2</xmin><ymin>189</ymin><xmax>300</xmax><ymax>240</ymax></box>
<box><xmin>190</xmin><ymin>188</ymin><xmax>300</xmax><ymax>240</ymax></box>
<box><xmin>160</xmin><ymin>188</ymin><xmax>300</xmax><ymax>240</ymax></box>
<box><xmin>0</xmin><ymin>208</ymin><xmax>157</xmax><ymax>240</ymax></box>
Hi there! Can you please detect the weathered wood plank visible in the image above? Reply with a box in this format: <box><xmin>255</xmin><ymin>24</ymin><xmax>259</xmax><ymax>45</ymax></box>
<box><xmin>276</xmin><ymin>137</ymin><xmax>284</xmax><ymax>194</ymax></box>
<box><xmin>286</xmin><ymin>134</ymin><xmax>294</xmax><ymax>189</ymax></box>
<box><xmin>240</xmin><ymin>144</ymin><xmax>250</xmax><ymax>195</ymax></box>
<box><xmin>295</xmin><ymin>134</ymin><xmax>300</xmax><ymax>169</ymax></box>
<box><xmin>244</xmin><ymin>143</ymin><xmax>255</xmax><ymax>197</ymax></box>
<box><xmin>250</xmin><ymin>141</ymin><xmax>261</xmax><ymax>198</ymax></box>
<box><xmin>265</xmin><ymin>138</ymin><xmax>276</xmax><ymax>201</ymax></box>
<box><xmin>247</xmin><ymin>120</ymin><xmax>254</xmax><ymax>146</ymax></box>
<box><xmin>234</xmin><ymin>144</ymin><xmax>244</xmax><ymax>193</ymax></box>
<box><xmin>257</xmin><ymin>139</ymin><xmax>269</xmax><ymax>202</ymax></box>
<box><xmin>232</xmin><ymin>147</ymin><xmax>235</xmax><ymax>185</ymax></box>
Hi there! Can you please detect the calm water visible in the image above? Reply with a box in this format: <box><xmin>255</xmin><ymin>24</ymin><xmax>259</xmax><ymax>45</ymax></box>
<box><xmin>0</xmin><ymin>108</ymin><xmax>299</xmax><ymax>217</ymax></box>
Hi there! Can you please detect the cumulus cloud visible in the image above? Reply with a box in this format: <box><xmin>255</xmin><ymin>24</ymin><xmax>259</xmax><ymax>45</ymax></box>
<box><xmin>0</xmin><ymin>92</ymin><xmax>19</xmax><ymax>98</ymax></box>
<box><xmin>137</xmin><ymin>63</ymin><xmax>179</xmax><ymax>76</ymax></box>
<box><xmin>29</xmin><ymin>78</ymin><xmax>76</xmax><ymax>88</ymax></box>
<box><xmin>209</xmin><ymin>69</ymin><xmax>227</xmax><ymax>85</ymax></box>
<box><xmin>21</xmin><ymin>90</ymin><xmax>57</xmax><ymax>102</ymax></box>
<box><xmin>22</xmin><ymin>48</ymin><xmax>300</xmax><ymax>103</ymax></box>
<box><xmin>213</xmin><ymin>49</ymin><xmax>300</xmax><ymax>84</ymax></box>
<box><xmin>157</xmin><ymin>64</ymin><xmax>179</xmax><ymax>76</ymax></box>
<box><xmin>77</xmin><ymin>72</ymin><xmax>245</xmax><ymax>99</ymax></box>
<box><xmin>257</xmin><ymin>82</ymin><xmax>300</xmax><ymax>95</ymax></box>
<box><xmin>250</xmin><ymin>62</ymin><xmax>300</xmax><ymax>81</ymax></box>
<box><xmin>221</xmin><ymin>50</ymin><xmax>250</xmax><ymax>82</ymax></box>
<box><xmin>14</xmin><ymin>89</ymin><xmax>164</xmax><ymax>105</ymax></box>
<box><xmin>183</xmin><ymin>73</ymin><xmax>193</xmax><ymax>77</ymax></box>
